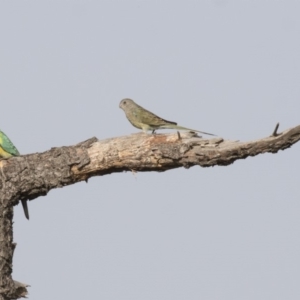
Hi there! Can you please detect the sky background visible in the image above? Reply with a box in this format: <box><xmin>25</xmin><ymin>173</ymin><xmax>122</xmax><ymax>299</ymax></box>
<box><xmin>1</xmin><ymin>1</ymin><xmax>300</xmax><ymax>299</ymax></box>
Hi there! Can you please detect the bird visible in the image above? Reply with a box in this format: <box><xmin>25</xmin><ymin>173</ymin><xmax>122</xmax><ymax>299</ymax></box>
<box><xmin>0</xmin><ymin>130</ymin><xmax>29</xmax><ymax>220</ymax></box>
<box><xmin>119</xmin><ymin>98</ymin><xmax>215</xmax><ymax>135</ymax></box>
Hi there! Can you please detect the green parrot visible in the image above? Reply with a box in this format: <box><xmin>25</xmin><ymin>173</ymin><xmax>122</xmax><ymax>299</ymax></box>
<box><xmin>0</xmin><ymin>130</ymin><xmax>29</xmax><ymax>220</ymax></box>
<box><xmin>119</xmin><ymin>98</ymin><xmax>216</xmax><ymax>135</ymax></box>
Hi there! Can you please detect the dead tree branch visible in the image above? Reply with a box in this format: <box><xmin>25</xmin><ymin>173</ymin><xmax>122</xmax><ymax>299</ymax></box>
<box><xmin>0</xmin><ymin>124</ymin><xmax>300</xmax><ymax>298</ymax></box>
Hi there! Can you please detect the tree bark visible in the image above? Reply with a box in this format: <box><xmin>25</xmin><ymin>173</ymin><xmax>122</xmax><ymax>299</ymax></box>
<box><xmin>0</xmin><ymin>124</ymin><xmax>299</xmax><ymax>298</ymax></box>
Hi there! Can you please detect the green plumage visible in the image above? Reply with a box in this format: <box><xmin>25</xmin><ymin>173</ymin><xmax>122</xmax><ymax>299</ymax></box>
<box><xmin>119</xmin><ymin>98</ymin><xmax>215</xmax><ymax>136</ymax></box>
<box><xmin>0</xmin><ymin>130</ymin><xmax>20</xmax><ymax>157</ymax></box>
<box><xmin>0</xmin><ymin>130</ymin><xmax>29</xmax><ymax>220</ymax></box>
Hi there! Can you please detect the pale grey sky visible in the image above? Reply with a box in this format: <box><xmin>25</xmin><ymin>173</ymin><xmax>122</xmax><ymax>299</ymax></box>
<box><xmin>1</xmin><ymin>1</ymin><xmax>299</xmax><ymax>299</ymax></box>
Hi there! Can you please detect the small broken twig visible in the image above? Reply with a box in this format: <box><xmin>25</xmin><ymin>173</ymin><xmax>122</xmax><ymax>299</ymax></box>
<box><xmin>272</xmin><ymin>123</ymin><xmax>280</xmax><ymax>137</ymax></box>
<box><xmin>177</xmin><ymin>131</ymin><xmax>181</xmax><ymax>140</ymax></box>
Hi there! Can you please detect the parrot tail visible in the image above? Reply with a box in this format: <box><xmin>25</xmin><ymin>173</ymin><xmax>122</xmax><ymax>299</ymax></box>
<box><xmin>21</xmin><ymin>199</ymin><xmax>30</xmax><ymax>220</ymax></box>
<box><xmin>161</xmin><ymin>124</ymin><xmax>216</xmax><ymax>136</ymax></box>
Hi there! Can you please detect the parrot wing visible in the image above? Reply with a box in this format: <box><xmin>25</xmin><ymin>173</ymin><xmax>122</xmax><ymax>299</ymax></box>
<box><xmin>134</xmin><ymin>103</ymin><xmax>177</xmax><ymax>127</ymax></box>
<box><xmin>0</xmin><ymin>131</ymin><xmax>20</xmax><ymax>156</ymax></box>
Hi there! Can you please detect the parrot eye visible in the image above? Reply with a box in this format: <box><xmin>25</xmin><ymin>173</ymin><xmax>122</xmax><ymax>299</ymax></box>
<box><xmin>123</xmin><ymin>100</ymin><xmax>126</xmax><ymax>105</ymax></box>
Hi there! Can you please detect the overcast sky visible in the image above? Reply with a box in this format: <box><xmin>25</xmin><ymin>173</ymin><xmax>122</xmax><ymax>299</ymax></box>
<box><xmin>1</xmin><ymin>1</ymin><xmax>300</xmax><ymax>299</ymax></box>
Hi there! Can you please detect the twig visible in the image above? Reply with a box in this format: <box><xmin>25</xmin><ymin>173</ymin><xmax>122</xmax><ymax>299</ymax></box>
<box><xmin>272</xmin><ymin>123</ymin><xmax>280</xmax><ymax>137</ymax></box>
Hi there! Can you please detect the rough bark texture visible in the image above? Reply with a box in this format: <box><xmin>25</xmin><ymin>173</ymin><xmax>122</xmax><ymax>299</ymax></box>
<box><xmin>0</xmin><ymin>124</ymin><xmax>299</xmax><ymax>298</ymax></box>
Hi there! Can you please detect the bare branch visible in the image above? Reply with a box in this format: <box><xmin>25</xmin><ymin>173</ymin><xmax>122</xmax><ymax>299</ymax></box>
<box><xmin>2</xmin><ymin>124</ymin><xmax>300</xmax><ymax>203</ymax></box>
<box><xmin>0</xmin><ymin>124</ymin><xmax>300</xmax><ymax>298</ymax></box>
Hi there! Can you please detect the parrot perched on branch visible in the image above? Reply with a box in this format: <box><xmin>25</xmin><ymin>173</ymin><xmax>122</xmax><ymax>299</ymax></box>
<box><xmin>0</xmin><ymin>130</ymin><xmax>29</xmax><ymax>220</ymax></box>
<box><xmin>119</xmin><ymin>98</ymin><xmax>215</xmax><ymax>135</ymax></box>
